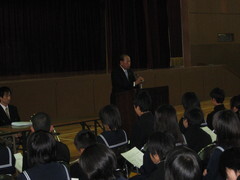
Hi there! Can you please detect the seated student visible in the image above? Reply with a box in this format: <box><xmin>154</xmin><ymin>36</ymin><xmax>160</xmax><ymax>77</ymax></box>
<box><xmin>130</xmin><ymin>90</ymin><xmax>154</xmax><ymax>149</ymax></box>
<box><xmin>97</xmin><ymin>105</ymin><xmax>128</xmax><ymax>150</ymax></box>
<box><xmin>204</xmin><ymin>110</ymin><xmax>240</xmax><ymax>180</ymax></box>
<box><xmin>17</xmin><ymin>131</ymin><xmax>70</xmax><ymax>180</ymax></box>
<box><xmin>79</xmin><ymin>144</ymin><xmax>127</xmax><ymax>180</ymax></box>
<box><xmin>0</xmin><ymin>138</ymin><xmax>15</xmax><ymax>175</ymax></box>
<box><xmin>182</xmin><ymin>108</ymin><xmax>212</xmax><ymax>153</ymax></box>
<box><xmin>206</xmin><ymin>88</ymin><xmax>225</xmax><ymax>130</ymax></box>
<box><xmin>70</xmin><ymin>130</ymin><xmax>96</xmax><ymax>179</ymax></box>
<box><xmin>23</xmin><ymin>112</ymin><xmax>70</xmax><ymax>170</ymax></box>
<box><xmin>179</xmin><ymin>92</ymin><xmax>201</xmax><ymax>133</ymax></box>
<box><xmin>165</xmin><ymin>146</ymin><xmax>202</xmax><ymax>180</ymax></box>
<box><xmin>230</xmin><ymin>95</ymin><xmax>240</xmax><ymax>119</ymax></box>
<box><xmin>219</xmin><ymin>147</ymin><xmax>240</xmax><ymax>180</ymax></box>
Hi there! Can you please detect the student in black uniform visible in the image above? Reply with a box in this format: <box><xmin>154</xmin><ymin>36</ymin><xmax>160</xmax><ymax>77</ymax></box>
<box><xmin>18</xmin><ymin>131</ymin><xmax>70</xmax><ymax>180</ymax></box>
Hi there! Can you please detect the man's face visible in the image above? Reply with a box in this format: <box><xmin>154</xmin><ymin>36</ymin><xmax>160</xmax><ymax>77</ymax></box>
<box><xmin>120</xmin><ymin>56</ymin><xmax>131</xmax><ymax>70</ymax></box>
<box><xmin>0</xmin><ymin>92</ymin><xmax>11</xmax><ymax>106</ymax></box>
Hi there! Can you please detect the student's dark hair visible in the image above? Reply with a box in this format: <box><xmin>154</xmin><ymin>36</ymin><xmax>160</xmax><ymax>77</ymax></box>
<box><xmin>213</xmin><ymin>110</ymin><xmax>240</xmax><ymax>147</ymax></box>
<box><xmin>74</xmin><ymin>130</ymin><xmax>96</xmax><ymax>150</ymax></box>
<box><xmin>184</xmin><ymin>108</ymin><xmax>204</xmax><ymax>127</ymax></box>
<box><xmin>99</xmin><ymin>105</ymin><xmax>122</xmax><ymax>131</ymax></box>
<box><xmin>0</xmin><ymin>87</ymin><xmax>11</xmax><ymax>97</ymax></box>
<box><xmin>79</xmin><ymin>144</ymin><xmax>117</xmax><ymax>180</ymax></box>
<box><xmin>181</xmin><ymin>92</ymin><xmax>201</xmax><ymax>111</ymax></box>
<box><xmin>27</xmin><ymin>130</ymin><xmax>56</xmax><ymax>166</ymax></box>
<box><xmin>219</xmin><ymin>147</ymin><xmax>240</xmax><ymax>179</ymax></box>
<box><xmin>165</xmin><ymin>146</ymin><xmax>202</xmax><ymax>180</ymax></box>
<box><xmin>230</xmin><ymin>95</ymin><xmax>240</xmax><ymax>111</ymax></box>
<box><xmin>155</xmin><ymin>104</ymin><xmax>184</xmax><ymax>144</ymax></box>
<box><xmin>133</xmin><ymin>90</ymin><xmax>152</xmax><ymax>112</ymax></box>
<box><xmin>209</xmin><ymin>87</ymin><xmax>225</xmax><ymax>103</ymax></box>
<box><xmin>31</xmin><ymin>112</ymin><xmax>51</xmax><ymax>132</ymax></box>
<box><xmin>148</xmin><ymin>132</ymin><xmax>175</xmax><ymax>160</ymax></box>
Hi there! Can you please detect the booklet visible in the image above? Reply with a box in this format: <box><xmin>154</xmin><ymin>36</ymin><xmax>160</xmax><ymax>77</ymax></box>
<box><xmin>14</xmin><ymin>153</ymin><xmax>23</xmax><ymax>173</ymax></box>
<box><xmin>121</xmin><ymin>147</ymin><xmax>144</xmax><ymax>168</ymax></box>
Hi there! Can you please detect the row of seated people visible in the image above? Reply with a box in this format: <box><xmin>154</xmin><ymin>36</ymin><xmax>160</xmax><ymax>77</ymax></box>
<box><xmin>1</xmin><ymin>87</ymin><xmax>240</xmax><ymax>179</ymax></box>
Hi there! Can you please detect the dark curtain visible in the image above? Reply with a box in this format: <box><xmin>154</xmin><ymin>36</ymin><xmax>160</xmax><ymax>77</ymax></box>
<box><xmin>0</xmin><ymin>0</ymin><xmax>106</xmax><ymax>75</ymax></box>
<box><xmin>167</xmin><ymin>0</ymin><xmax>182</xmax><ymax>57</ymax></box>
<box><xmin>106</xmin><ymin>0</ymin><xmax>170</xmax><ymax>70</ymax></box>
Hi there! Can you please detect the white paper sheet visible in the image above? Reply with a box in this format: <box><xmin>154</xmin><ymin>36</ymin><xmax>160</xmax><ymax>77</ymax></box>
<box><xmin>121</xmin><ymin>147</ymin><xmax>143</xmax><ymax>168</ymax></box>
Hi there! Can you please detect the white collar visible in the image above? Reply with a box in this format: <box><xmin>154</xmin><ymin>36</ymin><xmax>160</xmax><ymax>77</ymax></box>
<box><xmin>120</xmin><ymin>65</ymin><xmax>127</xmax><ymax>72</ymax></box>
<box><xmin>0</xmin><ymin>103</ymin><xmax>8</xmax><ymax>110</ymax></box>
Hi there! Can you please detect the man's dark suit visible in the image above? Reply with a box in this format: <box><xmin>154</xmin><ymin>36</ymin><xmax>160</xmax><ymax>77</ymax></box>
<box><xmin>0</xmin><ymin>105</ymin><xmax>20</xmax><ymax>126</ymax></box>
<box><xmin>111</xmin><ymin>66</ymin><xmax>137</xmax><ymax>104</ymax></box>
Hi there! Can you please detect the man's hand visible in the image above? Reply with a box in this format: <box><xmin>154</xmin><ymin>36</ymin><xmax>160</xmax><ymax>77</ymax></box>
<box><xmin>135</xmin><ymin>76</ymin><xmax>144</xmax><ymax>85</ymax></box>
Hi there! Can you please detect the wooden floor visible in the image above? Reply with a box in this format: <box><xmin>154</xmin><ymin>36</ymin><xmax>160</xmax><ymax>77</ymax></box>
<box><xmin>56</xmin><ymin>97</ymin><xmax>230</xmax><ymax>162</ymax></box>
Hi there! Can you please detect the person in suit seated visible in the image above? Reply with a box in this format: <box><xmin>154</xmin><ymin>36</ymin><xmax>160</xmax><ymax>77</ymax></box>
<box><xmin>17</xmin><ymin>131</ymin><xmax>70</xmax><ymax>180</ymax></box>
<box><xmin>111</xmin><ymin>54</ymin><xmax>144</xmax><ymax>104</ymax></box>
<box><xmin>230</xmin><ymin>95</ymin><xmax>240</xmax><ymax>119</ymax></box>
<box><xmin>206</xmin><ymin>88</ymin><xmax>225</xmax><ymax>130</ymax></box>
<box><xmin>23</xmin><ymin>112</ymin><xmax>70</xmax><ymax>170</ymax></box>
<box><xmin>0</xmin><ymin>87</ymin><xmax>20</xmax><ymax>126</ymax></box>
<box><xmin>79</xmin><ymin>143</ymin><xmax>127</xmax><ymax>180</ymax></box>
<box><xmin>130</xmin><ymin>90</ymin><xmax>154</xmax><ymax>150</ymax></box>
<box><xmin>165</xmin><ymin>146</ymin><xmax>202</xmax><ymax>180</ymax></box>
<box><xmin>70</xmin><ymin>130</ymin><xmax>96</xmax><ymax>179</ymax></box>
<box><xmin>0</xmin><ymin>138</ymin><xmax>16</xmax><ymax>175</ymax></box>
<box><xmin>182</xmin><ymin>108</ymin><xmax>212</xmax><ymax>153</ymax></box>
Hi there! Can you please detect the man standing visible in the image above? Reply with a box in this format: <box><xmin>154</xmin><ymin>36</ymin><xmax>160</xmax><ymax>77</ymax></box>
<box><xmin>111</xmin><ymin>54</ymin><xmax>144</xmax><ymax>104</ymax></box>
<box><xmin>0</xmin><ymin>87</ymin><xmax>20</xmax><ymax>126</ymax></box>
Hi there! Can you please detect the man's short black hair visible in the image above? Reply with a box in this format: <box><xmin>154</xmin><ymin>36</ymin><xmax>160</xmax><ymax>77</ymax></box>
<box><xmin>184</xmin><ymin>108</ymin><xmax>204</xmax><ymax>127</ymax></box>
<box><xmin>133</xmin><ymin>90</ymin><xmax>152</xmax><ymax>112</ymax></box>
<box><xmin>119</xmin><ymin>54</ymin><xmax>129</xmax><ymax>62</ymax></box>
<box><xmin>210</xmin><ymin>88</ymin><xmax>225</xmax><ymax>103</ymax></box>
<box><xmin>31</xmin><ymin>112</ymin><xmax>51</xmax><ymax>132</ymax></box>
<box><xmin>0</xmin><ymin>87</ymin><xmax>12</xmax><ymax>98</ymax></box>
<box><xmin>74</xmin><ymin>130</ymin><xmax>96</xmax><ymax>150</ymax></box>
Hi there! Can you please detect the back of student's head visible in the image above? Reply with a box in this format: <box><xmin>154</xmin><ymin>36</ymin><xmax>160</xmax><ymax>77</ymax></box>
<box><xmin>182</xmin><ymin>92</ymin><xmax>201</xmax><ymax>111</ymax></box>
<box><xmin>210</xmin><ymin>88</ymin><xmax>225</xmax><ymax>103</ymax></box>
<box><xmin>99</xmin><ymin>105</ymin><xmax>122</xmax><ymax>131</ymax></box>
<box><xmin>133</xmin><ymin>90</ymin><xmax>152</xmax><ymax>112</ymax></box>
<box><xmin>79</xmin><ymin>144</ymin><xmax>117</xmax><ymax>180</ymax></box>
<box><xmin>148</xmin><ymin>132</ymin><xmax>175</xmax><ymax>161</ymax></box>
<box><xmin>165</xmin><ymin>146</ymin><xmax>202</xmax><ymax>180</ymax></box>
<box><xmin>31</xmin><ymin>112</ymin><xmax>51</xmax><ymax>132</ymax></box>
<box><xmin>74</xmin><ymin>130</ymin><xmax>96</xmax><ymax>150</ymax></box>
<box><xmin>155</xmin><ymin>104</ymin><xmax>183</xmax><ymax>144</ymax></box>
<box><xmin>230</xmin><ymin>95</ymin><xmax>240</xmax><ymax>111</ymax></box>
<box><xmin>213</xmin><ymin>110</ymin><xmax>240</xmax><ymax>147</ymax></box>
<box><xmin>184</xmin><ymin>108</ymin><xmax>204</xmax><ymax>127</ymax></box>
<box><xmin>0</xmin><ymin>86</ymin><xmax>11</xmax><ymax>97</ymax></box>
<box><xmin>27</xmin><ymin>130</ymin><xmax>56</xmax><ymax>166</ymax></box>
<box><xmin>220</xmin><ymin>147</ymin><xmax>240</xmax><ymax>179</ymax></box>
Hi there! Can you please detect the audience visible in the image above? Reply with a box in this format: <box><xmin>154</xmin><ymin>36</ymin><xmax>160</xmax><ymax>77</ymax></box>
<box><xmin>179</xmin><ymin>92</ymin><xmax>201</xmax><ymax>133</ymax></box>
<box><xmin>182</xmin><ymin>108</ymin><xmax>212</xmax><ymax>152</ymax></box>
<box><xmin>0</xmin><ymin>138</ymin><xmax>15</xmax><ymax>175</ymax></box>
<box><xmin>204</xmin><ymin>110</ymin><xmax>240</xmax><ymax>180</ymax></box>
<box><xmin>219</xmin><ymin>147</ymin><xmax>240</xmax><ymax>180</ymax></box>
<box><xmin>206</xmin><ymin>88</ymin><xmax>225</xmax><ymax>130</ymax></box>
<box><xmin>130</xmin><ymin>90</ymin><xmax>154</xmax><ymax>149</ymax></box>
<box><xmin>18</xmin><ymin>131</ymin><xmax>70</xmax><ymax>180</ymax></box>
<box><xmin>79</xmin><ymin>143</ymin><xmax>127</xmax><ymax>180</ymax></box>
<box><xmin>165</xmin><ymin>146</ymin><xmax>202</xmax><ymax>180</ymax></box>
<box><xmin>230</xmin><ymin>95</ymin><xmax>240</xmax><ymax>119</ymax></box>
<box><xmin>70</xmin><ymin>130</ymin><xmax>96</xmax><ymax>179</ymax></box>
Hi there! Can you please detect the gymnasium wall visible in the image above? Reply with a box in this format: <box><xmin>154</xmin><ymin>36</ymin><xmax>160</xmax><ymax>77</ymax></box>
<box><xmin>0</xmin><ymin>65</ymin><xmax>239</xmax><ymax>122</ymax></box>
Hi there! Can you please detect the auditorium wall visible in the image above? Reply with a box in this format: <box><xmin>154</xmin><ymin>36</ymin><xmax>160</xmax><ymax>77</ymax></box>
<box><xmin>0</xmin><ymin>65</ymin><xmax>239</xmax><ymax>122</ymax></box>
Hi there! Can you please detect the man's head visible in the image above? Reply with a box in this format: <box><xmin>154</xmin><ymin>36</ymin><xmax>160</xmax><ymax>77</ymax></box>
<box><xmin>183</xmin><ymin>108</ymin><xmax>204</xmax><ymax>128</ymax></box>
<box><xmin>119</xmin><ymin>54</ymin><xmax>131</xmax><ymax>70</ymax></box>
<box><xmin>31</xmin><ymin>112</ymin><xmax>53</xmax><ymax>132</ymax></box>
<box><xmin>0</xmin><ymin>87</ymin><xmax>12</xmax><ymax>106</ymax></box>
<box><xmin>133</xmin><ymin>90</ymin><xmax>152</xmax><ymax>116</ymax></box>
<box><xmin>74</xmin><ymin>130</ymin><xmax>96</xmax><ymax>155</ymax></box>
<box><xmin>210</xmin><ymin>88</ymin><xmax>225</xmax><ymax>105</ymax></box>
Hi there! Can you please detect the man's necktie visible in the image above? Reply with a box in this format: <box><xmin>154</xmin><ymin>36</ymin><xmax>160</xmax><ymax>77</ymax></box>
<box><xmin>5</xmin><ymin>107</ymin><xmax>10</xmax><ymax>119</ymax></box>
<box><xmin>124</xmin><ymin>70</ymin><xmax>129</xmax><ymax>80</ymax></box>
